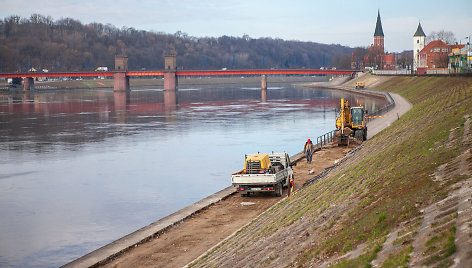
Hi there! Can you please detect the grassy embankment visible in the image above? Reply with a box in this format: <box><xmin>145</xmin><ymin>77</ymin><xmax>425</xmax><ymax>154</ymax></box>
<box><xmin>188</xmin><ymin>76</ymin><xmax>472</xmax><ymax>267</ymax></box>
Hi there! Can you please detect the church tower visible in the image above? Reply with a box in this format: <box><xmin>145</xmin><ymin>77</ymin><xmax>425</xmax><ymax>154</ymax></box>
<box><xmin>413</xmin><ymin>22</ymin><xmax>426</xmax><ymax>71</ymax></box>
<box><xmin>374</xmin><ymin>10</ymin><xmax>384</xmax><ymax>52</ymax></box>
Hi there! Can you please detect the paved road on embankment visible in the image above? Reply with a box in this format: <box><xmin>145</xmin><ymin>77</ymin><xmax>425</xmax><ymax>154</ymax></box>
<box><xmin>367</xmin><ymin>93</ymin><xmax>413</xmax><ymax>139</ymax></box>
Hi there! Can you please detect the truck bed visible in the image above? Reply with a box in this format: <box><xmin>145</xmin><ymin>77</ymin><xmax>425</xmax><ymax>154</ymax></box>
<box><xmin>231</xmin><ymin>169</ymin><xmax>288</xmax><ymax>186</ymax></box>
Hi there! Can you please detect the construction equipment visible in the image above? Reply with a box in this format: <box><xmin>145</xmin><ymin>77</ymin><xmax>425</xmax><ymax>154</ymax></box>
<box><xmin>243</xmin><ymin>153</ymin><xmax>272</xmax><ymax>174</ymax></box>
<box><xmin>356</xmin><ymin>82</ymin><xmax>365</xmax><ymax>89</ymax></box>
<box><xmin>334</xmin><ymin>98</ymin><xmax>367</xmax><ymax>145</ymax></box>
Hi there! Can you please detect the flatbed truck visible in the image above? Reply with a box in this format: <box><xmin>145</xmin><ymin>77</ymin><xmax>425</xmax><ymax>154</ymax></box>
<box><xmin>231</xmin><ymin>152</ymin><xmax>294</xmax><ymax>197</ymax></box>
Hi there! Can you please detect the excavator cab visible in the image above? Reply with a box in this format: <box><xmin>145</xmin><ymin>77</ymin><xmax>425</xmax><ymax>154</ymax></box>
<box><xmin>351</xmin><ymin>107</ymin><xmax>365</xmax><ymax>128</ymax></box>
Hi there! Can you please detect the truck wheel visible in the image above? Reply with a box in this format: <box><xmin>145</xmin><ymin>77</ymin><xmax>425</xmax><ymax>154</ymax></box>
<box><xmin>354</xmin><ymin>130</ymin><xmax>362</xmax><ymax>139</ymax></box>
<box><xmin>275</xmin><ymin>183</ymin><xmax>283</xmax><ymax>197</ymax></box>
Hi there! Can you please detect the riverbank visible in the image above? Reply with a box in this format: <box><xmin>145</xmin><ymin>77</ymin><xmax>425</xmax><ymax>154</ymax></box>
<box><xmin>188</xmin><ymin>75</ymin><xmax>472</xmax><ymax>267</ymax></box>
<box><xmin>64</xmin><ymin>133</ymin><xmax>365</xmax><ymax>268</ymax></box>
<box><xmin>64</xmin><ymin>75</ymin><xmax>408</xmax><ymax>267</ymax></box>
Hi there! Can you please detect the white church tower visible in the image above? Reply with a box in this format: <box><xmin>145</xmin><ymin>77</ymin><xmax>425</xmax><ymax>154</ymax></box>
<box><xmin>413</xmin><ymin>22</ymin><xmax>426</xmax><ymax>72</ymax></box>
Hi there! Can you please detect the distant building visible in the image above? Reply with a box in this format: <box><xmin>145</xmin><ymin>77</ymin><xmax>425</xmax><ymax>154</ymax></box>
<box><xmin>351</xmin><ymin>10</ymin><xmax>396</xmax><ymax>70</ymax></box>
<box><xmin>416</xmin><ymin>40</ymin><xmax>464</xmax><ymax>74</ymax></box>
<box><xmin>413</xmin><ymin>22</ymin><xmax>426</xmax><ymax>71</ymax></box>
<box><xmin>449</xmin><ymin>47</ymin><xmax>468</xmax><ymax>73</ymax></box>
<box><xmin>373</xmin><ymin>11</ymin><xmax>384</xmax><ymax>52</ymax></box>
<box><xmin>383</xmin><ymin>54</ymin><xmax>396</xmax><ymax>70</ymax></box>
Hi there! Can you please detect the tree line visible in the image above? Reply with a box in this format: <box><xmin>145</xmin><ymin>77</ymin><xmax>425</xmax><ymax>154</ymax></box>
<box><xmin>0</xmin><ymin>14</ymin><xmax>355</xmax><ymax>72</ymax></box>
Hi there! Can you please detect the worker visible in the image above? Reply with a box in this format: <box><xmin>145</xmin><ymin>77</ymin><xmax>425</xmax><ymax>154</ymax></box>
<box><xmin>288</xmin><ymin>175</ymin><xmax>294</xmax><ymax>197</ymax></box>
<box><xmin>304</xmin><ymin>138</ymin><xmax>313</xmax><ymax>163</ymax></box>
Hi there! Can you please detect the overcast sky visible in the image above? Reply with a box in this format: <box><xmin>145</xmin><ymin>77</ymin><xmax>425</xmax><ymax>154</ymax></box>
<box><xmin>1</xmin><ymin>0</ymin><xmax>471</xmax><ymax>52</ymax></box>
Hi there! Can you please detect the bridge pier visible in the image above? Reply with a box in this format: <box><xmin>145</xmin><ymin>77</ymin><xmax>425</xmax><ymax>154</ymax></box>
<box><xmin>113</xmin><ymin>72</ymin><xmax>129</xmax><ymax>91</ymax></box>
<box><xmin>164</xmin><ymin>89</ymin><xmax>178</xmax><ymax>112</ymax></box>
<box><xmin>113</xmin><ymin>90</ymin><xmax>130</xmax><ymax>111</ymax></box>
<box><xmin>164</xmin><ymin>71</ymin><xmax>177</xmax><ymax>91</ymax></box>
<box><xmin>261</xmin><ymin>75</ymin><xmax>267</xmax><ymax>91</ymax></box>
<box><xmin>113</xmin><ymin>55</ymin><xmax>129</xmax><ymax>91</ymax></box>
<box><xmin>24</xmin><ymin>77</ymin><xmax>34</xmax><ymax>91</ymax></box>
<box><xmin>261</xmin><ymin>88</ymin><xmax>267</xmax><ymax>102</ymax></box>
<box><xmin>164</xmin><ymin>54</ymin><xmax>177</xmax><ymax>91</ymax></box>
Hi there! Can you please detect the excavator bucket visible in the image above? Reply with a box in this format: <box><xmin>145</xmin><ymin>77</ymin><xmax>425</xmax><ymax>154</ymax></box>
<box><xmin>333</xmin><ymin>129</ymin><xmax>350</xmax><ymax>146</ymax></box>
<box><xmin>333</xmin><ymin>135</ymin><xmax>349</xmax><ymax>146</ymax></box>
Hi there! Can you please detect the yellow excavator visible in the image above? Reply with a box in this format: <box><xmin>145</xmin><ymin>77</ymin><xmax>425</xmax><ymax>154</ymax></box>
<box><xmin>334</xmin><ymin>98</ymin><xmax>367</xmax><ymax>145</ymax></box>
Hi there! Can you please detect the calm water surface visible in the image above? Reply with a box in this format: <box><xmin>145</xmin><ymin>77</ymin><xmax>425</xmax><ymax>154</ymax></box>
<box><xmin>0</xmin><ymin>83</ymin><xmax>386</xmax><ymax>267</ymax></box>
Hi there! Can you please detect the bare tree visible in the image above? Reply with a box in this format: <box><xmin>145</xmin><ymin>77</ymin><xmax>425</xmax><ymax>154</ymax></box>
<box><xmin>396</xmin><ymin>50</ymin><xmax>413</xmax><ymax>69</ymax></box>
<box><xmin>426</xmin><ymin>30</ymin><xmax>456</xmax><ymax>45</ymax></box>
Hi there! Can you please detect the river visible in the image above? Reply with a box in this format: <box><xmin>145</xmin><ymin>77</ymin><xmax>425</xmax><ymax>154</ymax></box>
<box><xmin>0</xmin><ymin>81</ymin><xmax>386</xmax><ymax>267</ymax></box>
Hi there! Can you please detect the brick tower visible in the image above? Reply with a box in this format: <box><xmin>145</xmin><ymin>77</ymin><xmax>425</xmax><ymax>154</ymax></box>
<box><xmin>374</xmin><ymin>10</ymin><xmax>384</xmax><ymax>52</ymax></box>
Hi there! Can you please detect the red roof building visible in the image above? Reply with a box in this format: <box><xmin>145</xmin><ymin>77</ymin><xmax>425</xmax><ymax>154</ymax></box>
<box><xmin>383</xmin><ymin>54</ymin><xmax>396</xmax><ymax>70</ymax></box>
<box><xmin>417</xmin><ymin>40</ymin><xmax>464</xmax><ymax>74</ymax></box>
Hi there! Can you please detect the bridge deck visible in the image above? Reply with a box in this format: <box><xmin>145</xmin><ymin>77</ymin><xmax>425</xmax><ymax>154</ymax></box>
<box><xmin>0</xmin><ymin>69</ymin><xmax>356</xmax><ymax>78</ymax></box>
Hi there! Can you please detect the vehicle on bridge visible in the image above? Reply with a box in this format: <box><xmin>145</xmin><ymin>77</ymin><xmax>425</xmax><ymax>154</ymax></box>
<box><xmin>334</xmin><ymin>98</ymin><xmax>367</xmax><ymax>145</ymax></box>
<box><xmin>95</xmin><ymin>67</ymin><xmax>108</xmax><ymax>72</ymax></box>
<box><xmin>231</xmin><ymin>153</ymin><xmax>294</xmax><ymax>197</ymax></box>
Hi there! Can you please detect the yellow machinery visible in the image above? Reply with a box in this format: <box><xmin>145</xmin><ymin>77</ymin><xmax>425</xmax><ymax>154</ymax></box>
<box><xmin>334</xmin><ymin>98</ymin><xmax>367</xmax><ymax>145</ymax></box>
<box><xmin>243</xmin><ymin>153</ymin><xmax>272</xmax><ymax>174</ymax></box>
<box><xmin>356</xmin><ymin>82</ymin><xmax>365</xmax><ymax>89</ymax></box>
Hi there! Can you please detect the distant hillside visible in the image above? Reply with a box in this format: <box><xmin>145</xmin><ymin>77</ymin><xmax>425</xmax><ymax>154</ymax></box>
<box><xmin>0</xmin><ymin>14</ymin><xmax>353</xmax><ymax>72</ymax></box>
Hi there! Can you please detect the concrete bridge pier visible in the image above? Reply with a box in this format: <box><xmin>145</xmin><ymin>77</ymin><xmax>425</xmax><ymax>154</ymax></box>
<box><xmin>164</xmin><ymin>71</ymin><xmax>177</xmax><ymax>91</ymax></box>
<box><xmin>261</xmin><ymin>87</ymin><xmax>267</xmax><ymax>102</ymax></box>
<box><xmin>114</xmin><ymin>55</ymin><xmax>129</xmax><ymax>91</ymax></box>
<box><xmin>261</xmin><ymin>75</ymin><xmax>267</xmax><ymax>91</ymax></box>
<box><xmin>24</xmin><ymin>77</ymin><xmax>34</xmax><ymax>91</ymax></box>
<box><xmin>164</xmin><ymin>54</ymin><xmax>178</xmax><ymax>91</ymax></box>
<box><xmin>164</xmin><ymin>89</ymin><xmax>178</xmax><ymax>112</ymax></box>
<box><xmin>114</xmin><ymin>72</ymin><xmax>129</xmax><ymax>91</ymax></box>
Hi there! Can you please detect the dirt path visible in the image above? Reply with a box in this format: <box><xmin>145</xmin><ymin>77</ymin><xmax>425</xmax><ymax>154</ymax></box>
<box><xmin>101</xmin><ymin>145</ymin><xmax>354</xmax><ymax>268</ymax></box>
<box><xmin>99</xmin><ymin>91</ymin><xmax>412</xmax><ymax>268</ymax></box>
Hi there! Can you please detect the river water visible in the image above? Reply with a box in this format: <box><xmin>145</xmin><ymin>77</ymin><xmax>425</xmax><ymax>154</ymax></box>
<box><xmin>0</xmin><ymin>82</ymin><xmax>386</xmax><ymax>267</ymax></box>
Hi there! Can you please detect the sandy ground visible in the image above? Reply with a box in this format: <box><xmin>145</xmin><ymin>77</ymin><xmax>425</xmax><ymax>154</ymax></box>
<box><xmin>101</xmin><ymin>145</ymin><xmax>356</xmax><ymax>268</ymax></box>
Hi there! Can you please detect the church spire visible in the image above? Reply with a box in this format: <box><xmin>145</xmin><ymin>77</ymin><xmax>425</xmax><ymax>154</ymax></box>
<box><xmin>414</xmin><ymin>21</ymin><xmax>425</xmax><ymax>37</ymax></box>
<box><xmin>374</xmin><ymin>10</ymin><xmax>384</xmax><ymax>37</ymax></box>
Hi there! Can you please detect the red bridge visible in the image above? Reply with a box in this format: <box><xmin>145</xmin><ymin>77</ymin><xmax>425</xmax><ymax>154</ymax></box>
<box><xmin>0</xmin><ymin>55</ymin><xmax>358</xmax><ymax>91</ymax></box>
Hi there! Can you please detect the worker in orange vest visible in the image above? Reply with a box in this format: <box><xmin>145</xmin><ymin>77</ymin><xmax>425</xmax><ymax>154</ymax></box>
<box><xmin>304</xmin><ymin>138</ymin><xmax>313</xmax><ymax>163</ymax></box>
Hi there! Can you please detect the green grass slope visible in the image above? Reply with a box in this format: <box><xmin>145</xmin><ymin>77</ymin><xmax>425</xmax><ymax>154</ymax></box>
<box><xmin>188</xmin><ymin>76</ymin><xmax>472</xmax><ymax>268</ymax></box>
